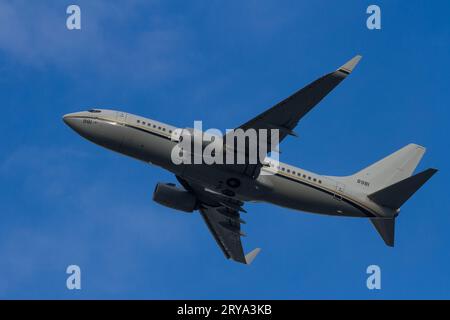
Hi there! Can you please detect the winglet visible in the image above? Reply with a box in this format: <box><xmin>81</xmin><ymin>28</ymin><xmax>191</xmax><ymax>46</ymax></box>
<box><xmin>337</xmin><ymin>55</ymin><xmax>362</xmax><ymax>75</ymax></box>
<box><xmin>245</xmin><ymin>248</ymin><xmax>261</xmax><ymax>265</ymax></box>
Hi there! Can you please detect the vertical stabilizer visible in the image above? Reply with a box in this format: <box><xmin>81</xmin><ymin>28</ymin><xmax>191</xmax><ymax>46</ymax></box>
<box><xmin>349</xmin><ymin>144</ymin><xmax>426</xmax><ymax>193</ymax></box>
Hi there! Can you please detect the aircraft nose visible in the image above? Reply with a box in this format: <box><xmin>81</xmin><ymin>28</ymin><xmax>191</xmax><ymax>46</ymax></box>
<box><xmin>62</xmin><ymin>112</ymin><xmax>88</xmax><ymax>135</ymax></box>
<box><xmin>62</xmin><ymin>114</ymin><xmax>70</xmax><ymax>124</ymax></box>
<box><xmin>62</xmin><ymin>113</ymin><xmax>77</xmax><ymax>130</ymax></box>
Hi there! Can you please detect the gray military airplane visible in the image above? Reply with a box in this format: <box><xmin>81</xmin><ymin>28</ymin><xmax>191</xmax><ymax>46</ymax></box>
<box><xmin>63</xmin><ymin>55</ymin><xmax>437</xmax><ymax>264</ymax></box>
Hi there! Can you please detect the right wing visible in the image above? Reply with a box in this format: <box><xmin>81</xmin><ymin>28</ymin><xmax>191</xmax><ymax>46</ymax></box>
<box><xmin>199</xmin><ymin>205</ymin><xmax>260</xmax><ymax>264</ymax></box>
<box><xmin>177</xmin><ymin>176</ymin><xmax>261</xmax><ymax>264</ymax></box>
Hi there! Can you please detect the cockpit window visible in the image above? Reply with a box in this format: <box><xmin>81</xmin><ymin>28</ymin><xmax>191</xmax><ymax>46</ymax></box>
<box><xmin>88</xmin><ymin>109</ymin><xmax>101</xmax><ymax>113</ymax></box>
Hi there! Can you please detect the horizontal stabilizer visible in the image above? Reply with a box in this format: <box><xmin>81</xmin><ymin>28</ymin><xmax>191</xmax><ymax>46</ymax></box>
<box><xmin>370</xmin><ymin>218</ymin><xmax>395</xmax><ymax>247</ymax></box>
<box><xmin>368</xmin><ymin>168</ymin><xmax>437</xmax><ymax>209</ymax></box>
<box><xmin>245</xmin><ymin>248</ymin><xmax>261</xmax><ymax>265</ymax></box>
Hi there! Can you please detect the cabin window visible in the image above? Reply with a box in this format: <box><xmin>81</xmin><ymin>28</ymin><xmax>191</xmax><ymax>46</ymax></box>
<box><xmin>318</xmin><ymin>180</ymin><xmax>322</xmax><ymax>184</ymax></box>
<box><xmin>303</xmin><ymin>174</ymin><xmax>306</xmax><ymax>178</ymax></box>
<box><xmin>142</xmin><ymin>121</ymin><xmax>146</xmax><ymax>125</ymax></box>
<box><xmin>158</xmin><ymin>126</ymin><xmax>161</xmax><ymax>130</ymax></box>
<box><xmin>163</xmin><ymin>128</ymin><xmax>166</xmax><ymax>131</ymax></box>
<box><xmin>153</xmin><ymin>125</ymin><xmax>156</xmax><ymax>128</ymax></box>
<box><xmin>308</xmin><ymin>176</ymin><xmax>311</xmax><ymax>180</ymax></box>
<box><xmin>287</xmin><ymin>169</ymin><xmax>290</xmax><ymax>173</ymax></box>
<box><xmin>137</xmin><ymin>120</ymin><xmax>140</xmax><ymax>123</ymax></box>
<box><xmin>281</xmin><ymin>167</ymin><xmax>285</xmax><ymax>171</ymax></box>
<box><xmin>313</xmin><ymin>178</ymin><xmax>317</xmax><ymax>182</ymax></box>
<box><xmin>292</xmin><ymin>171</ymin><xmax>296</xmax><ymax>175</ymax></box>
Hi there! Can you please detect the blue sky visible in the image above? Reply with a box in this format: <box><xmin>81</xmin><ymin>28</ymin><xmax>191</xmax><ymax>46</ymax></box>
<box><xmin>0</xmin><ymin>0</ymin><xmax>448</xmax><ymax>299</ymax></box>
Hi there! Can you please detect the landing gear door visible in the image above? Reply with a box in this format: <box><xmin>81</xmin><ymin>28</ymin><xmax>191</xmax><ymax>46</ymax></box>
<box><xmin>116</xmin><ymin>111</ymin><xmax>127</xmax><ymax>123</ymax></box>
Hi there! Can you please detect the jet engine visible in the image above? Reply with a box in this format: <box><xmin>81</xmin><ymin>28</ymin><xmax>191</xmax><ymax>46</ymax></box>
<box><xmin>152</xmin><ymin>183</ymin><xmax>197</xmax><ymax>213</ymax></box>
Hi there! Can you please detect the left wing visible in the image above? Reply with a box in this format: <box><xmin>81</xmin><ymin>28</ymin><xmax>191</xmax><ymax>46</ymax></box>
<box><xmin>224</xmin><ymin>55</ymin><xmax>362</xmax><ymax>178</ymax></box>
<box><xmin>236</xmin><ymin>55</ymin><xmax>362</xmax><ymax>148</ymax></box>
<box><xmin>177</xmin><ymin>176</ymin><xmax>261</xmax><ymax>264</ymax></box>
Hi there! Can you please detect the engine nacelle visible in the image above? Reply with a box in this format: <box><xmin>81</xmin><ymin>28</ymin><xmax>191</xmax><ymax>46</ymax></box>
<box><xmin>152</xmin><ymin>183</ymin><xmax>197</xmax><ymax>213</ymax></box>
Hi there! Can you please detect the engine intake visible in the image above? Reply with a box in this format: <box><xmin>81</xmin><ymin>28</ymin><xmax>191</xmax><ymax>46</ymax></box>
<box><xmin>152</xmin><ymin>183</ymin><xmax>197</xmax><ymax>213</ymax></box>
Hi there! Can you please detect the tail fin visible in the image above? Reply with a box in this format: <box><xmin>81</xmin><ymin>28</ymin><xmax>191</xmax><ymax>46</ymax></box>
<box><xmin>351</xmin><ymin>144</ymin><xmax>426</xmax><ymax>193</ymax></box>
<box><xmin>368</xmin><ymin>165</ymin><xmax>437</xmax><ymax>247</ymax></box>
<box><xmin>368</xmin><ymin>168</ymin><xmax>437</xmax><ymax>209</ymax></box>
<box><xmin>346</xmin><ymin>144</ymin><xmax>436</xmax><ymax>247</ymax></box>
<box><xmin>368</xmin><ymin>168</ymin><xmax>437</xmax><ymax>247</ymax></box>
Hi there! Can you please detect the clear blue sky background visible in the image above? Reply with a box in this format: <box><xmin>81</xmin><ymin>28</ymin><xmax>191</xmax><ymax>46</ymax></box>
<box><xmin>0</xmin><ymin>0</ymin><xmax>448</xmax><ymax>299</ymax></box>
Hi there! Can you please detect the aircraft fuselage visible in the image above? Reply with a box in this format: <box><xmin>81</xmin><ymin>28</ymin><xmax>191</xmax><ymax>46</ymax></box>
<box><xmin>63</xmin><ymin>109</ymin><xmax>394</xmax><ymax>219</ymax></box>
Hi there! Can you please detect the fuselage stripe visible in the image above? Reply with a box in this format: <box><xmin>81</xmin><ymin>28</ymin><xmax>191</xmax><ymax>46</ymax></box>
<box><xmin>69</xmin><ymin>115</ymin><xmax>174</xmax><ymax>141</ymax></box>
<box><xmin>273</xmin><ymin>173</ymin><xmax>377</xmax><ymax>218</ymax></box>
<box><xmin>123</xmin><ymin>123</ymin><xmax>173</xmax><ymax>140</ymax></box>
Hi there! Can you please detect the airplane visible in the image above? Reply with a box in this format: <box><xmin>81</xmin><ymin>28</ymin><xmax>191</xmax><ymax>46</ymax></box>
<box><xmin>63</xmin><ymin>55</ymin><xmax>437</xmax><ymax>265</ymax></box>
